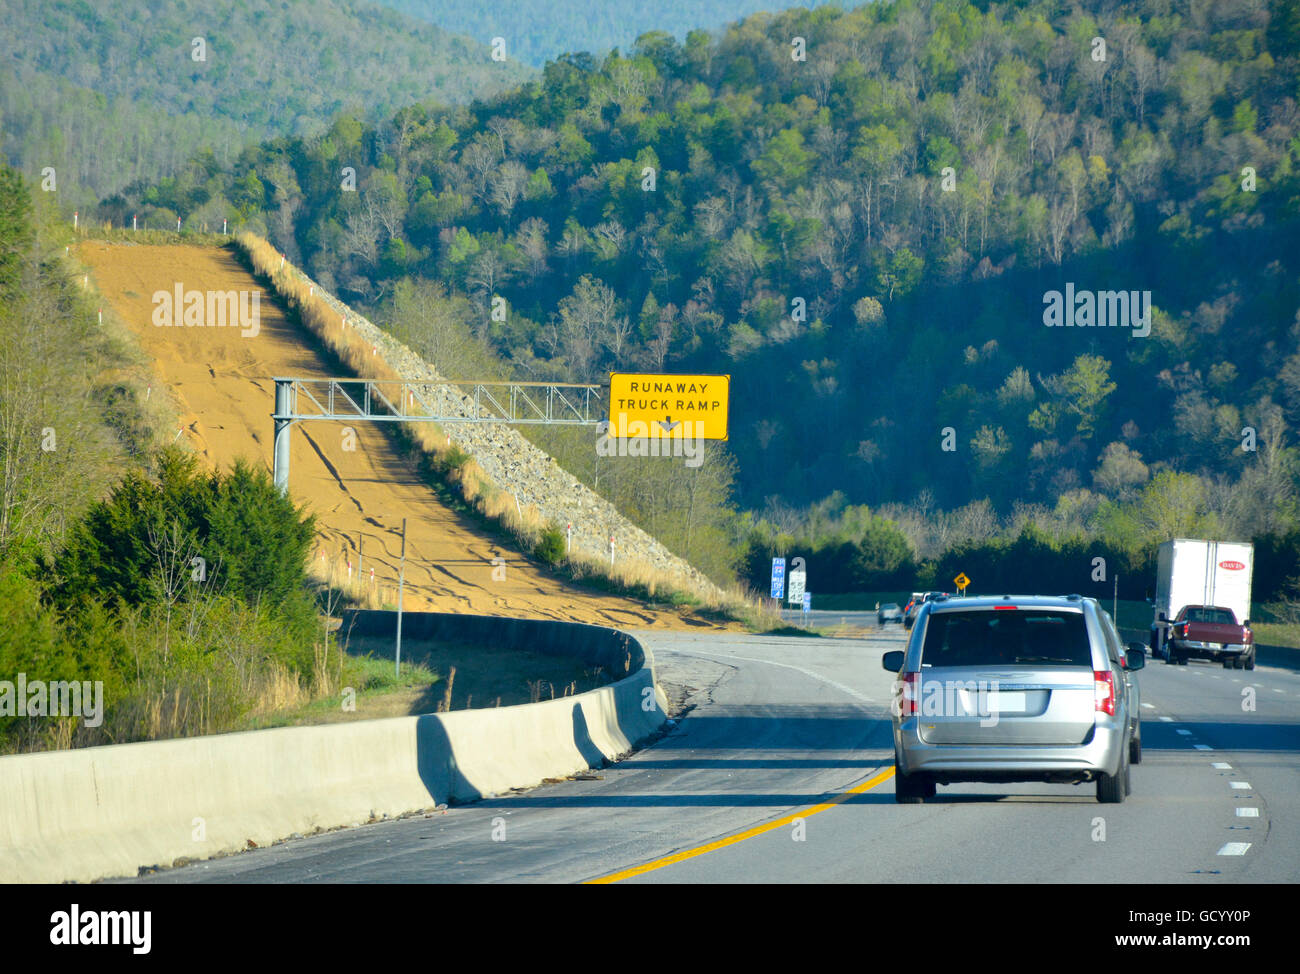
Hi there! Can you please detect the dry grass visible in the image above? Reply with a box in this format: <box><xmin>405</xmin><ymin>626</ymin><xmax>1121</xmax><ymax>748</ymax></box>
<box><xmin>76</xmin><ymin>224</ymin><xmax>233</xmax><ymax>247</ymax></box>
<box><xmin>306</xmin><ymin>552</ymin><xmax>388</xmax><ymax>611</ymax></box>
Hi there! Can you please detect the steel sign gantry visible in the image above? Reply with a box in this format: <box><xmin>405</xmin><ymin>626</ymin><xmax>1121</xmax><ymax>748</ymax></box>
<box><xmin>271</xmin><ymin>376</ymin><xmax>604</xmax><ymax>494</ymax></box>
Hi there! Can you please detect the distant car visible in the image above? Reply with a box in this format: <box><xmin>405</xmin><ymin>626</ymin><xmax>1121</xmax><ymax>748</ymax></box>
<box><xmin>903</xmin><ymin>592</ymin><xmax>928</xmax><ymax>629</ymax></box>
<box><xmin>903</xmin><ymin>591</ymin><xmax>948</xmax><ymax>629</ymax></box>
<box><xmin>881</xmin><ymin>594</ymin><xmax>1145</xmax><ymax>804</ymax></box>
<box><xmin>878</xmin><ymin>603</ymin><xmax>902</xmax><ymax>625</ymax></box>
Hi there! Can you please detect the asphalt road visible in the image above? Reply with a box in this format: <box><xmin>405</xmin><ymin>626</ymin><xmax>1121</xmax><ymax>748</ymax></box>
<box><xmin>127</xmin><ymin>627</ymin><xmax>1300</xmax><ymax>883</ymax></box>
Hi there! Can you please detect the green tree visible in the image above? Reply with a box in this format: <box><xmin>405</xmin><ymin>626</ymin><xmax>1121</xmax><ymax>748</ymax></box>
<box><xmin>876</xmin><ymin>248</ymin><xmax>923</xmax><ymax>300</ymax></box>
<box><xmin>1134</xmin><ymin>471</ymin><xmax>1216</xmax><ymax>543</ymax></box>
<box><xmin>1054</xmin><ymin>355</ymin><xmax>1117</xmax><ymax>438</ymax></box>
<box><xmin>752</xmin><ymin>129</ymin><xmax>814</xmax><ymax>188</ymax></box>
<box><xmin>53</xmin><ymin>449</ymin><xmax>314</xmax><ymax>611</ymax></box>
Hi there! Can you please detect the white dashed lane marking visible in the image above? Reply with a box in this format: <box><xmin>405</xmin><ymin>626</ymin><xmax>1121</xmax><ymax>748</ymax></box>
<box><xmin>1217</xmin><ymin>842</ymin><xmax>1251</xmax><ymax>856</ymax></box>
<box><xmin>1236</xmin><ymin>808</ymin><xmax>1260</xmax><ymax>817</ymax></box>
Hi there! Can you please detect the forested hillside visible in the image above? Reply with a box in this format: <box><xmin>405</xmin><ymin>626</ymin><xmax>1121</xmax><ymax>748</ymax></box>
<box><xmin>377</xmin><ymin>0</ymin><xmax>858</xmax><ymax>67</ymax></box>
<box><xmin>97</xmin><ymin>0</ymin><xmax>1300</xmax><ymax>597</ymax></box>
<box><xmin>0</xmin><ymin>0</ymin><xmax>530</xmax><ymax>209</ymax></box>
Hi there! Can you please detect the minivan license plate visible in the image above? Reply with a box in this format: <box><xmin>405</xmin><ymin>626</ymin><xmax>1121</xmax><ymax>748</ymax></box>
<box><xmin>986</xmin><ymin>691</ymin><xmax>1026</xmax><ymax>712</ymax></box>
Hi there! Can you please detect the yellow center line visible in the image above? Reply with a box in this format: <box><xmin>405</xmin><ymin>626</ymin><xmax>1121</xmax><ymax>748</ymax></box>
<box><xmin>584</xmin><ymin>766</ymin><xmax>896</xmax><ymax>884</ymax></box>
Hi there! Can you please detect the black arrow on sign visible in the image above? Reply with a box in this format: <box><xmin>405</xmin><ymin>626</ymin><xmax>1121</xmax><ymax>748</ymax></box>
<box><xmin>659</xmin><ymin>417</ymin><xmax>680</xmax><ymax>433</ymax></box>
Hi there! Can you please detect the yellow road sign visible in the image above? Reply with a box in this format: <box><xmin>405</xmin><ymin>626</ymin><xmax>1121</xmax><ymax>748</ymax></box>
<box><xmin>953</xmin><ymin>572</ymin><xmax>970</xmax><ymax>589</ymax></box>
<box><xmin>608</xmin><ymin>373</ymin><xmax>730</xmax><ymax>440</ymax></box>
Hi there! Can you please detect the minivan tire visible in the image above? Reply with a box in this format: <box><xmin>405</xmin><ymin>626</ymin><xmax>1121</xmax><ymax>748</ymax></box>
<box><xmin>1097</xmin><ymin>748</ymin><xmax>1129</xmax><ymax>804</ymax></box>
<box><xmin>894</xmin><ymin>762</ymin><xmax>935</xmax><ymax>804</ymax></box>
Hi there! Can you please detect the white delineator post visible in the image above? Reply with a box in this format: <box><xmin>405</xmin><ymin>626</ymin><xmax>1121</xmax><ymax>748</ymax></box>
<box><xmin>609</xmin><ymin>536</ymin><xmax>615</xmax><ymax>568</ymax></box>
<box><xmin>566</xmin><ymin>523</ymin><xmax>572</xmax><ymax>556</ymax></box>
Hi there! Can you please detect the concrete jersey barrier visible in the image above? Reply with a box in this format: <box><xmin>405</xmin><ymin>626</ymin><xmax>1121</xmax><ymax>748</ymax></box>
<box><xmin>0</xmin><ymin>613</ymin><xmax>667</xmax><ymax>883</ymax></box>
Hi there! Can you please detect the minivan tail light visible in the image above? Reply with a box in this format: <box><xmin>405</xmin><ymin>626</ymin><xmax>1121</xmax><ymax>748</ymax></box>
<box><xmin>1093</xmin><ymin>670</ymin><xmax>1116</xmax><ymax>716</ymax></box>
<box><xmin>901</xmin><ymin>672</ymin><xmax>920</xmax><ymax>717</ymax></box>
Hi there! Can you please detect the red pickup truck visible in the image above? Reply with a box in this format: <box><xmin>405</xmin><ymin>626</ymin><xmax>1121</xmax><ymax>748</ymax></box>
<box><xmin>1166</xmin><ymin>605</ymin><xmax>1255</xmax><ymax>669</ymax></box>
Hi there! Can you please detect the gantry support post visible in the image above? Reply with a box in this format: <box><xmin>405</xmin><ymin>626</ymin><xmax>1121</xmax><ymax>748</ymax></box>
<box><xmin>273</xmin><ymin>378</ymin><xmax>294</xmax><ymax>495</ymax></box>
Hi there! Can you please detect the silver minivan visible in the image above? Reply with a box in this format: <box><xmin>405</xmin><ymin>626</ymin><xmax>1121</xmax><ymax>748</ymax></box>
<box><xmin>881</xmin><ymin>595</ymin><xmax>1145</xmax><ymax>804</ymax></box>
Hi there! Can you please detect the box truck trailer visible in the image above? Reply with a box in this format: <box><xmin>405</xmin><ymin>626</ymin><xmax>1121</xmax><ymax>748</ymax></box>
<box><xmin>1150</xmin><ymin>539</ymin><xmax>1255</xmax><ymax>667</ymax></box>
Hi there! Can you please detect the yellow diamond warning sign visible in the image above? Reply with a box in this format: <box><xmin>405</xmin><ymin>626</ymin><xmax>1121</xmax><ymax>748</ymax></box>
<box><xmin>953</xmin><ymin>572</ymin><xmax>970</xmax><ymax>590</ymax></box>
<box><xmin>608</xmin><ymin>373</ymin><xmax>730</xmax><ymax>440</ymax></box>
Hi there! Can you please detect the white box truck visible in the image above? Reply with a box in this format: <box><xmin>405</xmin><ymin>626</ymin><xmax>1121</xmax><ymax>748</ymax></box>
<box><xmin>1150</xmin><ymin>539</ymin><xmax>1254</xmax><ymax>666</ymax></box>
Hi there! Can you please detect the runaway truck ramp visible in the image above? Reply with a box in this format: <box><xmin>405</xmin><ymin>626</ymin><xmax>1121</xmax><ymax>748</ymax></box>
<box><xmin>0</xmin><ymin>614</ymin><xmax>668</xmax><ymax>884</ymax></box>
<box><xmin>75</xmin><ymin>241</ymin><xmax>719</xmax><ymax>628</ymax></box>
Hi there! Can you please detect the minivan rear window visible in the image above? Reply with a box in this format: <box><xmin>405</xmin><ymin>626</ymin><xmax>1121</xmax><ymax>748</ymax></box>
<box><xmin>920</xmin><ymin>609</ymin><xmax>1091</xmax><ymax>667</ymax></box>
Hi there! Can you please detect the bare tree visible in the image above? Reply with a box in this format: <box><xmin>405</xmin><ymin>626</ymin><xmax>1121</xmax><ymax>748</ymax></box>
<box><xmin>647</xmin><ymin>303</ymin><xmax>677</xmax><ymax>371</ymax></box>
<box><xmin>491</xmin><ymin>161</ymin><xmax>529</xmax><ymax>218</ymax></box>
<box><xmin>460</xmin><ymin>135</ymin><xmax>500</xmax><ymax>202</ymax></box>
<box><xmin>514</xmin><ymin>217</ymin><xmax>550</xmax><ymax>280</ymax></box>
<box><xmin>556</xmin><ymin>276</ymin><xmax>627</xmax><ymax>381</ymax></box>
<box><xmin>694</xmin><ymin>197</ymin><xmax>729</xmax><ymax>240</ymax></box>
<box><xmin>145</xmin><ymin>521</ymin><xmax>204</xmax><ymax>669</ymax></box>
<box><xmin>343</xmin><ymin>196</ymin><xmax>382</xmax><ymax>268</ymax></box>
